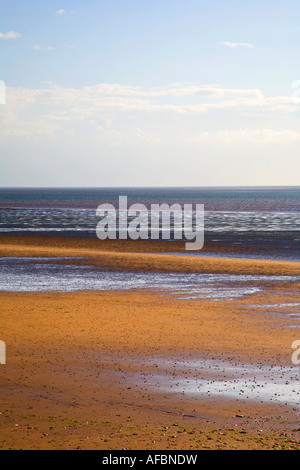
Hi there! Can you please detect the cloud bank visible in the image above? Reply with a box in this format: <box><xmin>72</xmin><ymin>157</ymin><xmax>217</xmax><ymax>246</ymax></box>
<box><xmin>0</xmin><ymin>82</ymin><xmax>299</xmax><ymax>186</ymax></box>
<box><xmin>0</xmin><ymin>31</ymin><xmax>21</xmax><ymax>40</ymax></box>
<box><xmin>219</xmin><ymin>41</ymin><xmax>254</xmax><ymax>48</ymax></box>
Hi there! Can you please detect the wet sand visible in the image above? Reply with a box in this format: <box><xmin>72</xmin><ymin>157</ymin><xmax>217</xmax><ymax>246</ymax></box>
<box><xmin>0</xmin><ymin>236</ymin><xmax>300</xmax><ymax>449</ymax></box>
<box><xmin>1</xmin><ymin>235</ymin><xmax>300</xmax><ymax>276</ymax></box>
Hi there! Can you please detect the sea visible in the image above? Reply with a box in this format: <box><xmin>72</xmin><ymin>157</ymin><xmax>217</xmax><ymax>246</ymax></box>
<box><xmin>0</xmin><ymin>187</ymin><xmax>300</xmax><ymax>298</ymax></box>
<box><xmin>0</xmin><ymin>187</ymin><xmax>299</xmax><ymax>260</ymax></box>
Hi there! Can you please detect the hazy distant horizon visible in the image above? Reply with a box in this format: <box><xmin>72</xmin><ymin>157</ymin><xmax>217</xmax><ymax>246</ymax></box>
<box><xmin>0</xmin><ymin>185</ymin><xmax>300</xmax><ymax>190</ymax></box>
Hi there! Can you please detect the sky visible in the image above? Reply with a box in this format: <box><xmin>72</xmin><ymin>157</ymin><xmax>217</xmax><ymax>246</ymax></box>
<box><xmin>0</xmin><ymin>0</ymin><xmax>299</xmax><ymax>187</ymax></box>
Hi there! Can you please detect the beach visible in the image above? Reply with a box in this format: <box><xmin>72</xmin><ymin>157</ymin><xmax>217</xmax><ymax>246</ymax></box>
<box><xmin>0</xmin><ymin>235</ymin><xmax>299</xmax><ymax>449</ymax></box>
<box><xmin>1</xmin><ymin>0</ymin><xmax>300</xmax><ymax>453</ymax></box>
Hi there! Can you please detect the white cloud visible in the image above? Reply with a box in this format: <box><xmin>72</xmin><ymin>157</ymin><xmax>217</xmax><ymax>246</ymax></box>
<box><xmin>56</xmin><ymin>9</ymin><xmax>65</xmax><ymax>15</ymax></box>
<box><xmin>189</xmin><ymin>129</ymin><xmax>300</xmax><ymax>145</ymax></box>
<box><xmin>0</xmin><ymin>83</ymin><xmax>299</xmax><ymax>141</ymax></box>
<box><xmin>1</xmin><ymin>83</ymin><xmax>299</xmax><ymax>186</ymax></box>
<box><xmin>0</xmin><ymin>31</ymin><xmax>21</xmax><ymax>40</ymax></box>
<box><xmin>33</xmin><ymin>45</ymin><xmax>54</xmax><ymax>52</ymax></box>
<box><xmin>80</xmin><ymin>83</ymin><xmax>263</xmax><ymax>100</ymax></box>
<box><xmin>219</xmin><ymin>41</ymin><xmax>254</xmax><ymax>48</ymax></box>
<box><xmin>15</xmin><ymin>82</ymin><xmax>295</xmax><ymax>115</ymax></box>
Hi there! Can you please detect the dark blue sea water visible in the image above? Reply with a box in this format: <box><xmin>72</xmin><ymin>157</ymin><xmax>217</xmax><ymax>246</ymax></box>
<box><xmin>0</xmin><ymin>187</ymin><xmax>299</xmax><ymax>260</ymax></box>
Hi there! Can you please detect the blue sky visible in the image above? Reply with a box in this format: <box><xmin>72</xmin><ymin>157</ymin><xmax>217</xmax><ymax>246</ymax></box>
<box><xmin>0</xmin><ymin>0</ymin><xmax>299</xmax><ymax>186</ymax></box>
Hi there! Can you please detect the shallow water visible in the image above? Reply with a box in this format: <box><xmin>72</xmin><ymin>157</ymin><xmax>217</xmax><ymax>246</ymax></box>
<box><xmin>248</xmin><ymin>303</ymin><xmax>300</xmax><ymax>308</ymax></box>
<box><xmin>122</xmin><ymin>356</ymin><xmax>300</xmax><ymax>407</ymax></box>
<box><xmin>1</xmin><ymin>257</ymin><xmax>299</xmax><ymax>301</ymax></box>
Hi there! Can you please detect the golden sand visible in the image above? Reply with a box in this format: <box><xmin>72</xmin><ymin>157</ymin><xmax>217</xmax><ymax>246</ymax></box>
<box><xmin>0</xmin><ymin>236</ymin><xmax>299</xmax><ymax>450</ymax></box>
